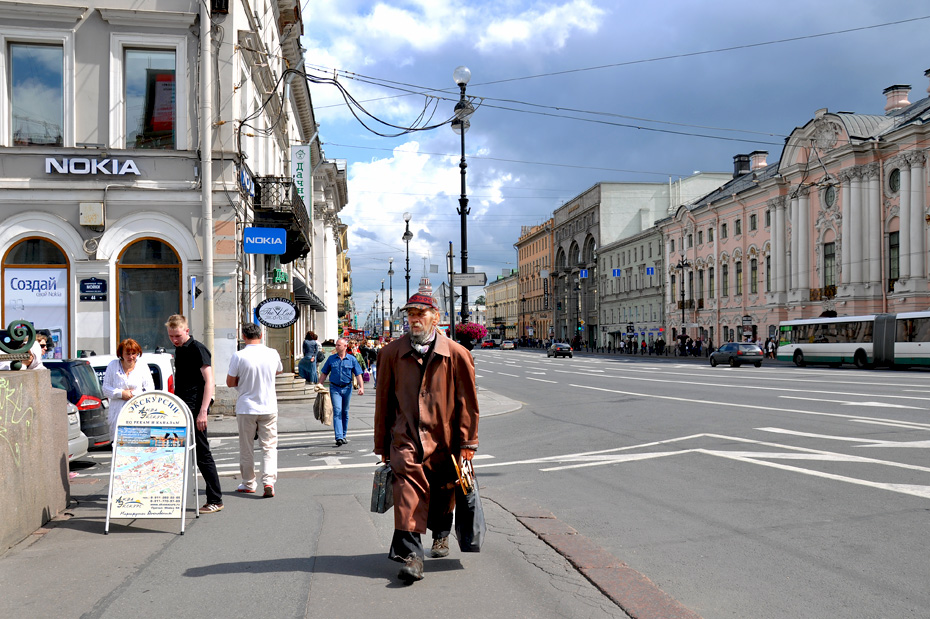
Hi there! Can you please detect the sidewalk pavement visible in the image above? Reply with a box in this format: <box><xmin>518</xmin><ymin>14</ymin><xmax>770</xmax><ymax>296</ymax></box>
<box><xmin>0</xmin><ymin>383</ymin><xmax>704</xmax><ymax>619</ymax></box>
<box><xmin>207</xmin><ymin>382</ymin><xmax>525</xmax><ymax>437</ymax></box>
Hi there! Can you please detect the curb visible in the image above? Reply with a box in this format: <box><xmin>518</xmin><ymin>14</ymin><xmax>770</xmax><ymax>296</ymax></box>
<box><xmin>488</xmin><ymin>493</ymin><xmax>702</xmax><ymax>619</ymax></box>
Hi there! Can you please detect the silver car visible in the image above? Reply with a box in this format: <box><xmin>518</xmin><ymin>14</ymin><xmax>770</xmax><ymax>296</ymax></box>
<box><xmin>67</xmin><ymin>401</ymin><xmax>89</xmax><ymax>461</ymax></box>
<box><xmin>709</xmin><ymin>343</ymin><xmax>764</xmax><ymax>367</ymax></box>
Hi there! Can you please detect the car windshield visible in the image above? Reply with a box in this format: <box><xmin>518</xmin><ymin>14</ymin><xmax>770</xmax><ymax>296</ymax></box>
<box><xmin>70</xmin><ymin>362</ymin><xmax>105</xmax><ymax>397</ymax></box>
<box><xmin>739</xmin><ymin>344</ymin><xmax>760</xmax><ymax>352</ymax></box>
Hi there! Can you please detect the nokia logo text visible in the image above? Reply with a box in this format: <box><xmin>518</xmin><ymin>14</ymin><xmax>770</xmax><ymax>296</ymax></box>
<box><xmin>250</xmin><ymin>237</ymin><xmax>284</xmax><ymax>245</ymax></box>
<box><xmin>45</xmin><ymin>158</ymin><xmax>141</xmax><ymax>176</ymax></box>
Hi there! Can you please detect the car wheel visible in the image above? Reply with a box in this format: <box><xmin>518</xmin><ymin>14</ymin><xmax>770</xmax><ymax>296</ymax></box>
<box><xmin>729</xmin><ymin>357</ymin><xmax>738</xmax><ymax>368</ymax></box>
<box><xmin>547</xmin><ymin>352</ymin><xmax>552</xmax><ymax>358</ymax></box>
<box><xmin>710</xmin><ymin>357</ymin><xmax>718</xmax><ymax>367</ymax></box>
<box><xmin>793</xmin><ymin>350</ymin><xmax>805</xmax><ymax>367</ymax></box>
<box><xmin>568</xmin><ymin>354</ymin><xmax>573</xmax><ymax>358</ymax></box>
<box><xmin>754</xmin><ymin>361</ymin><xmax>762</xmax><ymax>367</ymax></box>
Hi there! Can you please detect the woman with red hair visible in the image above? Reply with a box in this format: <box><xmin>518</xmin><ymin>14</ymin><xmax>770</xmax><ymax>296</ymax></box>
<box><xmin>102</xmin><ymin>338</ymin><xmax>154</xmax><ymax>440</ymax></box>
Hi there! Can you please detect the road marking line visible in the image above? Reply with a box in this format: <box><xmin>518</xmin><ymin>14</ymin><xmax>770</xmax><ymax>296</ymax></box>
<box><xmin>527</xmin><ymin>377</ymin><xmax>556</xmax><ymax>383</ymax></box>
<box><xmin>779</xmin><ymin>396</ymin><xmax>923</xmax><ymax>409</ymax></box>
<box><xmin>498</xmin><ymin>372</ymin><xmax>519</xmax><ymax>377</ymax></box>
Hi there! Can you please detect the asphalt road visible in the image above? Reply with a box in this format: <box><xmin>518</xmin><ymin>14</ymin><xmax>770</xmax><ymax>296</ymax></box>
<box><xmin>470</xmin><ymin>349</ymin><xmax>930</xmax><ymax>618</ymax></box>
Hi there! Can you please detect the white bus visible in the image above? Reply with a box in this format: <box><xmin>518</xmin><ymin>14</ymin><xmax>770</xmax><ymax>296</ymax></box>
<box><xmin>777</xmin><ymin>312</ymin><xmax>930</xmax><ymax>368</ymax></box>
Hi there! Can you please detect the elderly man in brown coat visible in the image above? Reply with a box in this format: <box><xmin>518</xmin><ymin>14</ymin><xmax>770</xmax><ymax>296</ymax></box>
<box><xmin>374</xmin><ymin>280</ymin><xmax>480</xmax><ymax>584</ymax></box>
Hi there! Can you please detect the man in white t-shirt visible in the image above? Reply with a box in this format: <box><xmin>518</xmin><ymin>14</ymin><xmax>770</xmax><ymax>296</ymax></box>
<box><xmin>227</xmin><ymin>322</ymin><xmax>283</xmax><ymax>498</ymax></box>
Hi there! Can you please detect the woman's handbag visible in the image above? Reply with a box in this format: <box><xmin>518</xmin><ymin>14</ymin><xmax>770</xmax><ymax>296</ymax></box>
<box><xmin>316</xmin><ymin>349</ymin><xmax>325</xmax><ymax>363</ymax></box>
<box><xmin>312</xmin><ymin>384</ymin><xmax>332</xmax><ymax>426</ymax></box>
<box><xmin>452</xmin><ymin>456</ymin><xmax>486</xmax><ymax>552</ymax></box>
<box><xmin>370</xmin><ymin>463</ymin><xmax>394</xmax><ymax>513</ymax></box>
<box><xmin>362</xmin><ymin>370</ymin><xmax>371</xmax><ymax>383</ymax></box>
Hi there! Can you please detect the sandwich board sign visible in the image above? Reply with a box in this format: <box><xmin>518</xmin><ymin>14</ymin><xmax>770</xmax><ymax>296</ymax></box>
<box><xmin>105</xmin><ymin>391</ymin><xmax>198</xmax><ymax>534</ymax></box>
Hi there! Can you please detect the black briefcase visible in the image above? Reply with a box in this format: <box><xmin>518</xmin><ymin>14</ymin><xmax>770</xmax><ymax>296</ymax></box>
<box><xmin>370</xmin><ymin>463</ymin><xmax>394</xmax><ymax>513</ymax></box>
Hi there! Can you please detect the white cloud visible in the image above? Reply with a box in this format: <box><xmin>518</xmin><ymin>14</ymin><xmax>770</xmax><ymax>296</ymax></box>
<box><xmin>476</xmin><ymin>1</ymin><xmax>605</xmax><ymax>52</ymax></box>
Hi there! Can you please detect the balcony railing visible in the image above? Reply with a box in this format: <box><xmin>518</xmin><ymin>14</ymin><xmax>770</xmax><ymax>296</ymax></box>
<box><xmin>253</xmin><ymin>176</ymin><xmax>311</xmax><ymax>242</ymax></box>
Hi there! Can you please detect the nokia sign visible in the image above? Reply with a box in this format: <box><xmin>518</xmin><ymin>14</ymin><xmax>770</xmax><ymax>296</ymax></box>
<box><xmin>244</xmin><ymin>227</ymin><xmax>286</xmax><ymax>254</ymax></box>
<box><xmin>45</xmin><ymin>157</ymin><xmax>141</xmax><ymax>175</ymax></box>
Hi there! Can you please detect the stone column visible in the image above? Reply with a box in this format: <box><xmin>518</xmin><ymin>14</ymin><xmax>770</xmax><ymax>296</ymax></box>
<box><xmin>798</xmin><ymin>187</ymin><xmax>811</xmax><ymax>290</ymax></box>
<box><xmin>849</xmin><ymin>172</ymin><xmax>863</xmax><ymax>284</ymax></box>
<box><xmin>772</xmin><ymin>197</ymin><xmax>787</xmax><ymax>294</ymax></box>
<box><xmin>907</xmin><ymin>151</ymin><xmax>927</xmax><ymax>279</ymax></box>
<box><xmin>789</xmin><ymin>194</ymin><xmax>799</xmax><ymax>291</ymax></box>
<box><xmin>840</xmin><ymin>171</ymin><xmax>852</xmax><ymax>283</ymax></box>
<box><xmin>866</xmin><ymin>163</ymin><xmax>882</xmax><ymax>284</ymax></box>
<box><xmin>898</xmin><ymin>159</ymin><xmax>912</xmax><ymax>280</ymax></box>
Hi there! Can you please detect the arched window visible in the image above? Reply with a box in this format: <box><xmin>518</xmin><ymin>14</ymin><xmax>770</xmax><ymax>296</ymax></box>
<box><xmin>2</xmin><ymin>238</ymin><xmax>69</xmax><ymax>358</ymax></box>
<box><xmin>117</xmin><ymin>239</ymin><xmax>180</xmax><ymax>351</ymax></box>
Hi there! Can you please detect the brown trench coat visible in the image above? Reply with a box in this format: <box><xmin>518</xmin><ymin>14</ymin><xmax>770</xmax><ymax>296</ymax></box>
<box><xmin>373</xmin><ymin>332</ymin><xmax>479</xmax><ymax>533</ymax></box>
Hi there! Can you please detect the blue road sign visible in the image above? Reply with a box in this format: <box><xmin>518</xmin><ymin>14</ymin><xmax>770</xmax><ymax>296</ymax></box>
<box><xmin>612</xmin><ymin>269</ymin><xmax>621</xmax><ymax>277</ymax></box>
<box><xmin>646</xmin><ymin>267</ymin><xmax>655</xmax><ymax>275</ymax></box>
<box><xmin>579</xmin><ymin>269</ymin><xmax>588</xmax><ymax>278</ymax></box>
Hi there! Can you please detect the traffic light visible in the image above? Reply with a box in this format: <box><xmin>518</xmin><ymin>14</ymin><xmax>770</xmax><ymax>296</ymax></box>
<box><xmin>557</xmin><ymin>302</ymin><xmax>562</xmax><ymax>310</ymax></box>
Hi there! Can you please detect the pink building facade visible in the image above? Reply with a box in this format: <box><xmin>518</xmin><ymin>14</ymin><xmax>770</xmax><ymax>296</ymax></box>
<box><xmin>658</xmin><ymin>76</ymin><xmax>930</xmax><ymax>347</ymax></box>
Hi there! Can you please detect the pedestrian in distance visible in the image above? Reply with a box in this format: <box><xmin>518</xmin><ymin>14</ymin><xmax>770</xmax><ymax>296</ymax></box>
<box><xmin>373</xmin><ymin>280</ymin><xmax>480</xmax><ymax>585</ymax></box>
<box><xmin>318</xmin><ymin>337</ymin><xmax>364</xmax><ymax>447</ymax></box>
<box><xmin>227</xmin><ymin>322</ymin><xmax>283</xmax><ymax>498</ymax></box>
<box><xmin>101</xmin><ymin>338</ymin><xmax>154</xmax><ymax>441</ymax></box>
<box><xmin>298</xmin><ymin>330</ymin><xmax>321</xmax><ymax>384</ymax></box>
<box><xmin>165</xmin><ymin>314</ymin><xmax>224</xmax><ymax>515</ymax></box>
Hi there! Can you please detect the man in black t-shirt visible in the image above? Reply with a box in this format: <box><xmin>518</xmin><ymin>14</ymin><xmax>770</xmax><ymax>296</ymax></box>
<box><xmin>166</xmin><ymin>314</ymin><xmax>223</xmax><ymax>514</ymax></box>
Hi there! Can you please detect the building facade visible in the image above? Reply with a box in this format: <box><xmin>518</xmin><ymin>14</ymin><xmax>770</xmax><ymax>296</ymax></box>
<box><xmin>658</xmin><ymin>76</ymin><xmax>930</xmax><ymax>347</ymax></box>
<box><xmin>515</xmin><ymin>219</ymin><xmax>553</xmax><ymax>341</ymax></box>
<box><xmin>598</xmin><ymin>228</ymin><xmax>665</xmax><ymax>350</ymax></box>
<box><xmin>484</xmin><ymin>270</ymin><xmax>519</xmax><ymax>341</ymax></box>
<box><xmin>0</xmin><ymin>0</ymin><xmax>348</xmax><ymax>397</ymax></box>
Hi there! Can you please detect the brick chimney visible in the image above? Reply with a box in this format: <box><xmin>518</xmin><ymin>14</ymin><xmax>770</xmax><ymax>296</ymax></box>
<box><xmin>883</xmin><ymin>84</ymin><xmax>911</xmax><ymax>114</ymax></box>
<box><xmin>733</xmin><ymin>154</ymin><xmax>751</xmax><ymax>178</ymax></box>
<box><xmin>749</xmin><ymin>150</ymin><xmax>768</xmax><ymax>171</ymax></box>
<box><xmin>925</xmin><ymin>69</ymin><xmax>930</xmax><ymax>95</ymax></box>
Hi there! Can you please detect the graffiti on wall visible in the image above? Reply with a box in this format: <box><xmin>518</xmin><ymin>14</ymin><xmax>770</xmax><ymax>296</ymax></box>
<box><xmin>0</xmin><ymin>377</ymin><xmax>35</xmax><ymax>467</ymax></box>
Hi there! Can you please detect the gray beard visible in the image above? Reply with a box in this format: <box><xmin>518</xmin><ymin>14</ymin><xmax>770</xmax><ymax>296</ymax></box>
<box><xmin>410</xmin><ymin>328</ymin><xmax>434</xmax><ymax>346</ymax></box>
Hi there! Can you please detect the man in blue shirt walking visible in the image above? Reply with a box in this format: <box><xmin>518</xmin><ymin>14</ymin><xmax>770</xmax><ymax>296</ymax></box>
<box><xmin>319</xmin><ymin>337</ymin><xmax>364</xmax><ymax>447</ymax></box>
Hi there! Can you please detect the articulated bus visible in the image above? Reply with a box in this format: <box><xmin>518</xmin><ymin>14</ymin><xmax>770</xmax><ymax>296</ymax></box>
<box><xmin>777</xmin><ymin>312</ymin><xmax>930</xmax><ymax>368</ymax></box>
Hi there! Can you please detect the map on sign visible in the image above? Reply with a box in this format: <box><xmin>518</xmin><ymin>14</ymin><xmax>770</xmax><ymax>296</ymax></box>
<box><xmin>110</xmin><ymin>426</ymin><xmax>187</xmax><ymax>518</ymax></box>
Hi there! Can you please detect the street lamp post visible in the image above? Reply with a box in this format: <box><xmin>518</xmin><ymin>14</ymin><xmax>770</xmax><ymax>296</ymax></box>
<box><xmin>402</xmin><ymin>212</ymin><xmax>413</xmax><ymax>301</ymax></box>
<box><xmin>452</xmin><ymin>65</ymin><xmax>475</xmax><ymax>334</ymax></box>
<box><xmin>521</xmin><ymin>296</ymin><xmax>526</xmax><ymax>340</ymax></box>
<box><xmin>380</xmin><ymin>279</ymin><xmax>385</xmax><ymax>338</ymax></box>
<box><xmin>676</xmin><ymin>254</ymin><xmax>691</xmax><ymax>339</ymax></box>
<box><xmin>388</xmin><ymin>258</ymin><xmax>394</xmax><ymax>339</ymax></box>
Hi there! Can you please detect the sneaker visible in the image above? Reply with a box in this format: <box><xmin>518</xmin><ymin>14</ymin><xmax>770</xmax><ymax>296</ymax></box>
<box><xmin>397</xmin><ymin>554</ymin><xmax>424</xmax><ymax>584</ymax></box>
<box><xmin>199</xmin><ymin>503</ymin><xmax>224</xmax><ymax>514</ymax></box>
<box><xmin>430</xmin><ymin>537</ymin><xmax>450</xmax><ymax>558</ymax></box>
<box><xmin>263</xmin><ymin>485</ymin><xmax>274</xmax><ymax>498</ymax></box>
<box><xmin>236</xmin><ymin>484</ymin><xmax>256</xmax><ymax>493</ymax></box>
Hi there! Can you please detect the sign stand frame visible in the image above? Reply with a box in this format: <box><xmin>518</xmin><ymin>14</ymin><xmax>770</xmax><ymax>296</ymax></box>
<box><xmin>104</xmin><ymin>391</ymin><xmax>199</xmax><ymax>535</ymax></box>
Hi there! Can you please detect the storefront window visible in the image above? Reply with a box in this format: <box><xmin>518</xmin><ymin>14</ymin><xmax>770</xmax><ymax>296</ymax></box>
<box><xmin>118</xmin><ymin>239</ymin><xmax>180</xmax><ymax>350</ymax></box>
<box><xmin>3</xmin><ymin>238</ymin><xmax>69</xmax><ymax>358</ymax></box>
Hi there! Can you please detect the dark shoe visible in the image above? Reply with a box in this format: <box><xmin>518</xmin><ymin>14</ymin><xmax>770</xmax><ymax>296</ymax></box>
<box><xmin>430</xmin><ymin>537</ymin><xmax>449</xmax><ymax>558</ymax></box>
<box><xmin>397</xmin><ymin>555</ymin><xmax>424</xmax><ymax>584</ymax></box>
<box><xmin>263</xmin><ymin>485</ymin><xmax>274</xmax><ymax>498</ymax></box>
<box><xmin>335</xmin><ymin>439</ymin><xmax>344</xmax><ymax>447</ymax></box>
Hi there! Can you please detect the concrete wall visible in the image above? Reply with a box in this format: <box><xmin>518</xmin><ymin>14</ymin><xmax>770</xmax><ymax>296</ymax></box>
<box><xmin>0</xmin><ymin>370</ymin><xmax>69</xmax><ymax>552</ymax></box>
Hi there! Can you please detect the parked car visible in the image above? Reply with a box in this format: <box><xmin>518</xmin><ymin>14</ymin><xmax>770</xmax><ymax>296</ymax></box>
<box><xmin>66</xmin><ymin>401</ymin><xmax>89</xmax><ymax>461</ymax></box>
<box><xmin>709</xmin><ymin>343</ymin><xmax>764</xmax><ymax>367</ymax></box>
<box><xmin>480</xmin><ymin>340</ymin><xmax>496</xmax><ymax>349</ymax></box>
<box><xmin>45</xmin><ymin>359</ymin><xmax>110</xmax><ymax>447</ymax></box>
<box><xmin>500</xmin><ymin>340</ymin><xmax>515</xmax><ymax>350</ymax></box>
<box><xmin>547</xmin><ymin>343</ymin><xmax>573</xmax><ymax>358</ymax></box>
<box><xmin>86</xmin><ymin>352</ymin><xmax>175</xmax><ymax>393</ymax></box>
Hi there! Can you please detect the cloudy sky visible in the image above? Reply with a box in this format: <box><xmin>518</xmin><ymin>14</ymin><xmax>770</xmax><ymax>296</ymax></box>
<box><xmin>300</xmin><ymin>0</ymin><xmax>930</xmax><ymax>327</ymax></box>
